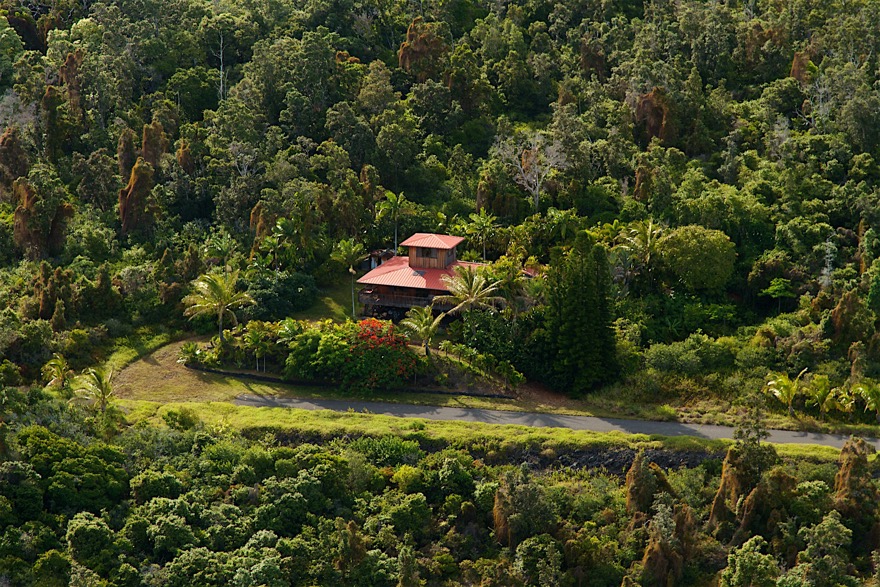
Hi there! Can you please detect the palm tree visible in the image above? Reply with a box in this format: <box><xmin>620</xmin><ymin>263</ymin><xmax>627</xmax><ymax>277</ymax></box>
<box><xmin>183</xmin><ymin>270</ymin><xmax>255</xmax><ymax>343</ymax></box>
<box><xmin>376</xmin><ymin>191</ymin><xmax>412</xmax><ymax>250</ymax></box>
<box><xmin>271</xmin><ymin>217</ymin><xmax>300</xmax><ymax>269</ymax></box>
<box><xmin>467</xmin><ymin>208</ymin><xmax>498</xmax><ymax>261</ymax></box>
<box><xmin>804</xmin><ymin>375</ymin><xmax>841</xmax><ymax>420</ymax></box>
<box><xmin>42</xmin><ymin>353</ymin><xmax>74</xmax><ymax>395</ymax></box>
<box><xmin>400</xmin><ymin>306</ymin><xmax>445</xmax><ymax>357</ymax></box>
<box><xmin>434</xmin><ymin>265</ymin><xmax>505</xmax><ymax>341</ymax></box>
<box><xmin>521</xmin><ymin>274</ymin><xmax>546</xmax><ymax>310</ymax></box>
<box><xmin>332</xmin><ymin>239</ymin><xmax>367</xmax><ymax>318</ymax></box>
<box><xmin>434</xmin><ymin>265</ymin><xmax>505</xmax><ymax>316</ymax></box>
<box><xmin>836</xmin><ymin>386</ymin><xmax>857</xmax><ymax>420</ymax></box>
<box><xmin>546</xmin><ymin>207</ymin><xmax>579</xmax><ymax>244</ymax></box>
<box><xmin>439</xmin><ymin>340</ymin><xmax>455</xmax><ymax>357</ymax></box>
<box><xmin>763</xmin><ymin>368</ymin><xmax>807</xmax><ymax>417</ymax></box>
<box><xmin>204</xmin><ymin>229</ymin><xmax>237</xmax><ymax>273</ymax></box>
<box><xmin>853</xmin><ymin>379</ymin><xmax>880</xmax><ymax>422</ymax></box>
<box><xmin>244</xmin><ymin>323</ymin><xmax>271</xmax><ymax>371</ymax></box>
<box><xmin>259</xmin><ymin>234</ymin><xmax>282</xmax><ymax>271</ymax></box>
<box><xmin>618</xmin><ymin>219</ymin><xmax>664</xmax><ymax>281</ymax></box>
<box><xmin>72</xmin><ymin>367</ymin><xmax>114</xmax><ymax>415</ymax></box>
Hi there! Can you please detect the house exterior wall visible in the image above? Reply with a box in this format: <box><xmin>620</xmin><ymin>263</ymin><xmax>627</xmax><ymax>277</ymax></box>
<box><xmin>408</xmin><ymin>247</ymin><xmax>455</xmax><ymax>269</ymax></box>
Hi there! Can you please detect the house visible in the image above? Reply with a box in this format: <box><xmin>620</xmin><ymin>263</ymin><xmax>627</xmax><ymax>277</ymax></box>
<box><xmin>357</xmin><ymin>233</ymin><xmax>482</xmax><ymax>312</ymax></box>
<box><xmin>366</xmin><ymin>248</ymin><xmax>396</xmax><ymax>269</ymax></box>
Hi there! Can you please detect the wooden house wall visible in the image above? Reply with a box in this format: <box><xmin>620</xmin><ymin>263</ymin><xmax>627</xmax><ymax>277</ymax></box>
<box><xmin>408</xmin><ymin>248</ymin><xmax>453</xmax><ymax>269</ymax></box>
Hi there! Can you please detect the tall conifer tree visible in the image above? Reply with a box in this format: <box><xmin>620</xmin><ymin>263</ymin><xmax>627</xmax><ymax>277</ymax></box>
<box><xmin>545</xmin><ymin>232</ymin><xmax>617</xmax><ymax>392</ymax></box>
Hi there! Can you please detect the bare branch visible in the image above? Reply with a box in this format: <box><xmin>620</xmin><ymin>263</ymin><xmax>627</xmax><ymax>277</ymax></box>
<box><xmin>494</xmin><ymin>131</ymin><xmax>567</xmax><ymax>212</ymax></box>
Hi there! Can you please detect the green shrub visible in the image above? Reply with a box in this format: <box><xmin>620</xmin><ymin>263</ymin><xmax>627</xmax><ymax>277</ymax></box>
<box><xmin>0</xmin><ymin>359</ymin><xmax>21</xmax><ymax>386</ymax></box>
<box><xmin>241</xmin><ymin>272</ymin><xmax>318</xmax><ymax>322</ymax></box>
<box><xmin>645</xmin><ymin>332</ymin><xmax>736</xmax><ymax>376</ymax></box>
<box><xmin>130</xmin><ymin>470</ymin><xmax>184</xmax><ymax>504</ymax></box>
<box><xmin>382</xmin><ymin>492</ymin><xmax>431</xmax><ymax>537</ymax></box>
<box><xmin>283</xmin><ymin>319</ymin><xmax>421</xmax><ymax>390</ymax></box>
<box><xmin>61</xmin><ymin>327</ymin><xmax>107</xmax><ymax>367</ymax></box>
<box><xmin>348</xmin><ymin>436</ymin><xmax>424</xmax><ymax>467</ymax></box>
<box><xmin>392</xmin><ymin>465</ymin><xmax>425</xmax><ymax>493</ymax></box>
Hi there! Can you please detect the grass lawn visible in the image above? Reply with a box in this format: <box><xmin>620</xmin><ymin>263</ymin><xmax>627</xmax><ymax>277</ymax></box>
<box><xmin>64</xmin><ymin>325</ymin><xmax>181</xmax><ymax>390</ymax></box>
<box><xmin>100</xmin><ymin>326</ymin><xmax>180</xmax><ymax>373</ymax></box>
<box><xmin>289</xmin><ymin>275</ymin><xmax>359</xmax><ymax>322</ymax></box>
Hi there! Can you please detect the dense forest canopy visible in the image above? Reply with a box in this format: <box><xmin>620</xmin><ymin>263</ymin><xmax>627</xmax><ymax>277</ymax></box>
<box><xmin>4</xmin><ymin>0</ymin><xmax>880</xmax><ymax>584</ymax></box>
<box><xmin>3</xmin><ymin>386</ymin><xmax>880</xmax><ymax>586</ymax></box>
<box><xmin>0</xmin><ymin>0</ymin><xmax>880</xmax><ymax>389</ymax></box>
<box><xmin>0</xmin><ymin>0</ymin><xmax>879</xmax><ymax>398</ymax></box>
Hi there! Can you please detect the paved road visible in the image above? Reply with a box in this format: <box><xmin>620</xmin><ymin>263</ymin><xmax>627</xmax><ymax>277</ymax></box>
<box><xmin>234</xmin><ymin>395</ymin><xmax>880</xmax><ymax>450</ymax></box>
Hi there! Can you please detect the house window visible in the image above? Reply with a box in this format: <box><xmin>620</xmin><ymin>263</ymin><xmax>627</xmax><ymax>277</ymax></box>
<box><xmin>418</xmin><ymin>248</ymin><xmax>438</xmax><ymax>259</ymax></box>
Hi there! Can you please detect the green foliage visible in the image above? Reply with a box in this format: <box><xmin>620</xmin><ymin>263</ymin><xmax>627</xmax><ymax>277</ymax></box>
<box><xmin>130</xmin><ymin>470</ymin><xmax>184</xmax><ymax>504</ymax></box>
<box><xmin>0</xmin><ymin>461</ymin><xmax>44</xmax><ymax>524</ymax></box>
<box><xmin>2</xmin><ymin>389</ymin><xmax>880</xmax><ymax>587</ymax></box>
<box><xmin>493</xmin><ymin>466</ymin><xmax>557</xmax><ymax>548</ymax></box>
<box><xmin>283</xmin><ymin>318</ymin><xmax>421</xmax><ymax>391</ymax></box>
<box><xmin>347</xmin><ymin>436</ymin><xmax>424</xmax><ymax>467</ymax></box>
<box><xmin>721</xmin><ymin>536</ymin><xmax>779</xmax><ymax>587</ymax></box>
<box><xmin>545</xmin><ymin>232</ymin><xmax>617</xmax><ymax>392</ymax></box>
<box><xmin>645</xmin><ymin>333</ymin><xmax>736</xmax><ymax>376</ymax></box>
<box><xmin>6</xmin><ymin>2</ymin><xmax>880</xmax><ymax>583</ymax></box>
<box><xmin>763</xmin><ymin>368</ymin><xmax>808</xmax><ymax>417</ymax></box>
<box><xmin>0</xmin><ymin>0</ymin><xmax>878</xmax><ymax>438</ymax></box>
<box><xmin>183</xmin><ymin>270</ymin><xmax>255</xmax><ymax>342</ymax></box>
<box><xmin>781</xmin><ymin>511</ymin><xmax>858</xmax><ymax>587</ymax></box>
<box><xmin>514</xmin><ymin>533</ymin><xmax>563</xmax><ymax>586</ymax></box>
<box><xmin>382</xmin><ymin>492</ymin><xmax>432</xmax><ymax>538</ymax></box>
<box><xmin>434</xmin><ymin>264</ymin><xmax>505</xmax><ymax>316</ymax></box>
<box><xmin>400</xmin><ymin>306</ymin><xmax>444</xmax><ymax>355</ymax></box>
<box><xmin>71</xmin><ymin>366</ymin><xmax>114</xmax><ymax>415</ymax></box>
<box><xmin>66</xmin><ymin>512</ymin><xmax>116</xmax><ymax>576</ymax></box>
<box><xmin>658</xmin><ymin>225</ymin><xmax>736</xmax><ymax>292</ymax></box>
<box><xmin>241</xmin><ymin>272</ymin><xmax>318</xmax><ymax>322</ymax></box>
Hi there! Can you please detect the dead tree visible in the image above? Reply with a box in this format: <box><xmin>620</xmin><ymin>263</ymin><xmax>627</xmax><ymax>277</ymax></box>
<box><xmin>494</xmin><ymin>131</ymin><xmax>567</xmax><ymax>212</ymax></box>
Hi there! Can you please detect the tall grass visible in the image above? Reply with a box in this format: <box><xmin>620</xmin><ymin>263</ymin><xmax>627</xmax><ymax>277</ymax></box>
<box><xmin>119</xmin><ymin>400</ymin><xmax>842</xmax><ymax>463</ymax></box>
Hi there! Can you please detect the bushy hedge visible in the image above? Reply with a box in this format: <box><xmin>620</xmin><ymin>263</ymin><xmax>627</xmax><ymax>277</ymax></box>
<box><xmin>185</xmin><ymin>318</ymin><xmax>422</xmax><ymax>391</ymax></box>
<box><xmin>284</xmin><ymin>318</ymin><xmax>422</xmax><ymax>391</ymax></box>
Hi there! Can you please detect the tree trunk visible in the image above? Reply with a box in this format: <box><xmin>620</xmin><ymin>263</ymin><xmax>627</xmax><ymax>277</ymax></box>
<box><xmin>218</xmin><ymin>309</ymin><xmax>224</xmax><ymax>343</ymax></box>
<box><xmin>351</xmin><ymin>275</ymin><xmax>356</xmax><ymax>318</ymax></box>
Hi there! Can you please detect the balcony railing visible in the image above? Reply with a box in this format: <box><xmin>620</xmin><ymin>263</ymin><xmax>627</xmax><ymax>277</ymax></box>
<box><xmin>358</xmin><ymin>289</ymin><xmax>454</xmax><ymax>310</ymax></box>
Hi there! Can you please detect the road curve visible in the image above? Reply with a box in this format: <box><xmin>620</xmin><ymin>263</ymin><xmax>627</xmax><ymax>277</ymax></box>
<box><xmin>234</xmin><ymin>395</ymin><xmax>880</xmax><ymax>450</ymax></box>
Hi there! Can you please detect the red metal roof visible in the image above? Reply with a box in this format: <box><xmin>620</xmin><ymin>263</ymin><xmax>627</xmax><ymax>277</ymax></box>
<box><xmin>399</xmin><ymin>233</ymin><xmax>465</xmax><ymax>250</ymax></box>
<box><xmin>357</xmin><ymin>256</ymin><xmax>482</xmax><ymax>291</ymax></box>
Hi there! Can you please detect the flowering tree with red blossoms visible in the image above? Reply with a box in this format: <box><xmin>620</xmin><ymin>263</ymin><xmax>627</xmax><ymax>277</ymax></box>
<box><xmin>284</xmin><ymin>318</ymin><xmax>422</xmax><ymax>391</ymax></box>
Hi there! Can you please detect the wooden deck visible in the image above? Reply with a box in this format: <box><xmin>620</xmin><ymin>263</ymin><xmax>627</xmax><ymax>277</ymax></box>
<box><xmin>358</xmin><ymin>289</ymin><xmax>454</xmax><ymax>311</ymax></box>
